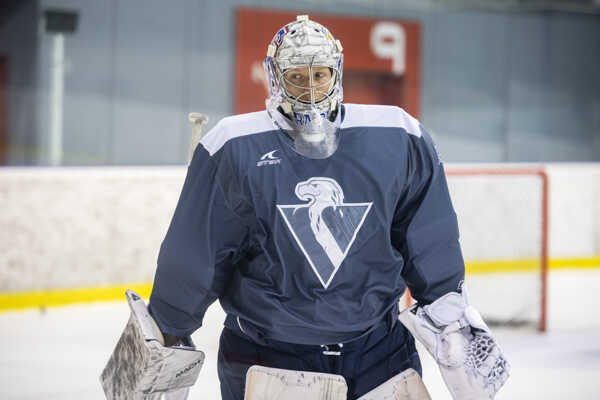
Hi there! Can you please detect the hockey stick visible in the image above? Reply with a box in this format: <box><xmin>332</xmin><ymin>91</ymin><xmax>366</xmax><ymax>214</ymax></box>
<box><xmin>188</xmin><ymin>112</ymin><xmax>209</xmax><ymax>164</ymax></box>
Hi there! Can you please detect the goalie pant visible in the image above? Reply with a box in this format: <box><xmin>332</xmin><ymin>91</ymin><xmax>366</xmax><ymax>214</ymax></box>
<box><xmin>218</xmin><ymin>312</ymin><xmax>421</xmax><ymax>400</ymax></box>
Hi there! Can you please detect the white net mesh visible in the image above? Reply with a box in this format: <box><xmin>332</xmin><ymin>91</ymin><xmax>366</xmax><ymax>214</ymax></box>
<box><xmin>447</xmin><ymin>170</ymin><xmax>547</xmax><ymax>330</ymax></box>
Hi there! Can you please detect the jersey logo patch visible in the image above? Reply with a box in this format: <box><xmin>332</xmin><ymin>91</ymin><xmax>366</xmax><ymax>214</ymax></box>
<box><xmin>257</xmin><ymin>150</ymin><xmax>281</xmax><ymax>167</ymax></box>
<box><xmin>277</xmin><ymin>177</ymin><xmax>372</xmax><ymax>289</ymax></box>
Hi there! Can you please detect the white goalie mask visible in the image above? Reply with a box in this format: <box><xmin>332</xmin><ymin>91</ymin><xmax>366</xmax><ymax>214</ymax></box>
<box><xmin>264</xmin><ymin>15</ymin><xmax>344</xmax><ymax>159</ymax></box>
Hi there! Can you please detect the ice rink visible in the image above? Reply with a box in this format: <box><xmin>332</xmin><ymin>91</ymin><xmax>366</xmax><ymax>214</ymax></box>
<box><xmin>1</xmin><ymin>269</ymin><xmax>599</xmax><ymax>399</ymax></box>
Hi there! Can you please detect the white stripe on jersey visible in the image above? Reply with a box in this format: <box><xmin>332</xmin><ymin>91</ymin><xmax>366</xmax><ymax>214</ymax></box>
<box><xmin>200</xmin><ymin>104</ymin><xmax>422</xmax><ymax>156</ymax></box>
<box><xmin>341</xmin><ymin>104</ymin><xmax>422</xmax><ymax>137</ymax></box>
<box><xmin>200</xmin><ymin>110</ymin><xmax>275</xmax><ymax>156</ymax></box>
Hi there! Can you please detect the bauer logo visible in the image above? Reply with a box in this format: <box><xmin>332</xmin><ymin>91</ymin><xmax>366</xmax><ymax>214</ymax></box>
<box><xmin>277</xmin><ymin>177</ymin><xmax>372</xmax><ymax>288</ymax></box>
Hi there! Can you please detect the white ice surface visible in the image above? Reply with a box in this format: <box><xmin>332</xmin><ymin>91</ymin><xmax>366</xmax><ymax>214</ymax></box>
<box><xmin>1</xmin><ymin>269</ymin><xmax>600</xmax><ymax>399</ymax></box>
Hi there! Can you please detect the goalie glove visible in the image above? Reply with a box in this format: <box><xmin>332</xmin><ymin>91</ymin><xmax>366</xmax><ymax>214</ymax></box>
<box><xmin>100</xmin><ymin>290</ymin><xmax>205</xmax><ymax>400</ymax></box>
<box><xmin>398</xmin><ymin>288</ymin><xmax>510</xmax><ymax>400</ymax></box>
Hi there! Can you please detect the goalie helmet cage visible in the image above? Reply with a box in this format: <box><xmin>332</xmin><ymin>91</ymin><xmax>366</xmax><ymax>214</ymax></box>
<box><xmin>403</xmin><ymin>168</ymin><xmax>548</xmax><ymax>332</ymax></box>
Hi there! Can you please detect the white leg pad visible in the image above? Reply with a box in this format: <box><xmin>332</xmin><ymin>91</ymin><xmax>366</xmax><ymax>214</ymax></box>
<box><xmin>244</xmin><ymin>365</ymin><xmax>347</xmax><ymax>400</ymax></box>
<box><xmin>357</xmin><ymin>368</ymin><xmax>432</xmax><ymax>400</ymax></box>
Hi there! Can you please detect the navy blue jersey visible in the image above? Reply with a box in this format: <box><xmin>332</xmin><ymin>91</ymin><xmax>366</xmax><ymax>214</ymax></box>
<box><xmin>150</xmin><ymin>104</ymin><xmax>465</xmax><ymax>344</ymax></box>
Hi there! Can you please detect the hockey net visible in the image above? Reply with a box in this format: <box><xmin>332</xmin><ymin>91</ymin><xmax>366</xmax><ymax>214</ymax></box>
<box><xmin>402</xmin><ymin>167</ymin><xmax>548</xmax><ymax>332</ymax></box>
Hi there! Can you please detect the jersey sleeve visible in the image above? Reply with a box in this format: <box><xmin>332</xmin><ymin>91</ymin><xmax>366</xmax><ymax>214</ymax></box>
<box><xmin>392</xmin><ymin>123</ymin><xmax>465</xmax><ymax>305</ymax></box>
<box><xmin>149</xmin><ymin>143</ymin><xmax>248</xmax><ymax>337</ymax></box>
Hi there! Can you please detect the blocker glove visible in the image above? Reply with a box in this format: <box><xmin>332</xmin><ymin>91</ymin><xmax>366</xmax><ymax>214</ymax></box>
<box><xmin>398</xmin><ymin>287</ymin><xmax>510</xmax><ymax>400</ymax></box>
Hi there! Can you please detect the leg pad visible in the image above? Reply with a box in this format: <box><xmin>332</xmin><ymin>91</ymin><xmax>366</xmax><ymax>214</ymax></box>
<box><xmin>244</xmin><ymin>365</ymin><xmax>347</xmax><ymax>400</ymax></box>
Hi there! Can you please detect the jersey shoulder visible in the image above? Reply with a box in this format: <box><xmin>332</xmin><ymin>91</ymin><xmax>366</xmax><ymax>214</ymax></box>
<box><xmin>341</xmin><ymin>103</ymin><xmax>422</xmax><ymax>137</ymax></box>
<box><xmin>200</xmin><ymin>110</ymin><xmax>275</xmax><ymax>156</ymax></box>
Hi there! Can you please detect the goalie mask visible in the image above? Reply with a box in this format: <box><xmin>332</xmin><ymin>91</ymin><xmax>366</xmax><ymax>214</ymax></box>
<box><xmin>264</xmin><ymin>15</ymin><xmax>344</xmax><ymax>159</ymax></box>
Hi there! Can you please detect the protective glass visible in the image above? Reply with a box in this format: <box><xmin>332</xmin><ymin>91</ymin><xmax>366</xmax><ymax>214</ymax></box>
<box><xmin>266</xmin><ymin>98</ymin><xmax>342</xmax><ymax>160</ymax></box>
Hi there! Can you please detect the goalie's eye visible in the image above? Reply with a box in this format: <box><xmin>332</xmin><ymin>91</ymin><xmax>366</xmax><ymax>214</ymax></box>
<box><xmin>288</xmin><ymin>73</ymin><xmax>306</xmax><ymax>83</ymax></box>
<box><xmin>285</xmin><ymin>67</ymin><xmax>332</xmax><ymax>87</ymax></box>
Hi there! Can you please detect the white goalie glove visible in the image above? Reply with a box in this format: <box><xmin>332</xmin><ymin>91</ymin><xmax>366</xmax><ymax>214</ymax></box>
<box><xmin>100</xmin><ymin>290</ymin><xmax>205</xmax><ymax>400</ymax></box>
<box><xmin>398</xmin><ymin>288</ymin><xmax>510</xmax><ymax>400</ymax></box>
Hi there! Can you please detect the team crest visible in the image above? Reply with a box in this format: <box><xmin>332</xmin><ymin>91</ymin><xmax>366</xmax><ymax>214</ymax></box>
<box><xmin>277</xmin><ymin>177</ymin><xmax>372</xmax><ymax>289</ymax></box>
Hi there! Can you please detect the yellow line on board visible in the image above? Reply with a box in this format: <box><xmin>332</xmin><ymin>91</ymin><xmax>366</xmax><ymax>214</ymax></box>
<box><xmin>0</xmin><ymin>283</ymin><xmax>153</xmax><ymax>312</ymax></box>
<box><xmin>1</xmin><ymin>256</ymin><xmax>599</xmax><ymax>312</ymax></box>
<box><xmin>549</xmin><ymin>256</ymin><xmax>600</xmax><ymax>270</ymax></box>
<box><xmin>466</xmin><ymin>256</ymin><xmax>600</xmax><ymax>274</ymax></box>
<box><xmin>466</xmin><ymin>259</ymin><xmax>539</xmax><ymax>274</ymax></box>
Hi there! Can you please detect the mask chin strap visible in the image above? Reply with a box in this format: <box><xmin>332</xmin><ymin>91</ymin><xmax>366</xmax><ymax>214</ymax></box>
<box><xmin>281</xmin><ymin>102</ymin><xmax>293</xmax><ymax>115</ymax></box>
<box><xmin>327</xmin><ymin>99</ymin><xmax>339</xmax><ymax>122</ymax></box>
<box><xmin>329</xmin><ymin>98</ymin><xmax>338</xmax><ymax>112</ymax></box>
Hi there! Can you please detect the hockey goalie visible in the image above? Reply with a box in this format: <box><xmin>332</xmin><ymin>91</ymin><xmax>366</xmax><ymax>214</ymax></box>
<box><xmin>100</xmin><ymin>14</ymin><xmax>509</xmax><ymax>400</ymax></box>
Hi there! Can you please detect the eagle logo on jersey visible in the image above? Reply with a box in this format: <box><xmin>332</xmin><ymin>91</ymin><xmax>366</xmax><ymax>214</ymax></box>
<box><xmin>277</xmin><ymin>177</ymin><xmax>372</xmax><ymax>289</ymax></box>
